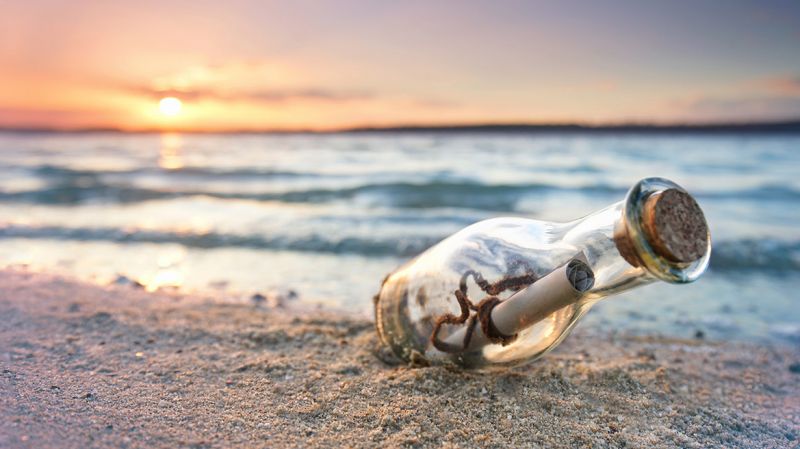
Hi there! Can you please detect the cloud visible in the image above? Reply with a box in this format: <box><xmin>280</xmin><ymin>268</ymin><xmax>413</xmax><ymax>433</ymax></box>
<box><xmin>118</xmin><ymin>60</ymin><xmax>465</xmax><ymax>109</ymax></box>
<box><xmin>137</xmin><ymin>86</ymin><xmax>374</xmax><ymax>104</ymax></box>
<box><xmin>678</xmin><ymin>95</ymin><xmax>800</xmax><ymax>121</ymax></box>
<box><xmin>753</xmin><ymin>74</ymin><xmax>800</xmax><ymax>96</ymax></box>
<box><xmin>112</xmin><ymin>60</ymin><xmax>375</xmax><ymax>105</ymax></box>
<box><xmin>407</xmin><ymin>97</ymin><xmax>461</xmax><ymax>109</ymax></box>
<box><xmin>0</xmin><ymin>107</ymin><xmax>118</xmax><ymax>129</ymax></box>
<box><xmin>235</xmin><ymin>88</ymin><xmax>374</xmax><ymax>103</ymax></box>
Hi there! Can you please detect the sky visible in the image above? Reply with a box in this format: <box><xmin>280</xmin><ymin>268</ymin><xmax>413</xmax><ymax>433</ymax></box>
<box><xmin>1</xmin><ymin>0</ymin><xmax>800</xmax><ymax>131</ymax></box>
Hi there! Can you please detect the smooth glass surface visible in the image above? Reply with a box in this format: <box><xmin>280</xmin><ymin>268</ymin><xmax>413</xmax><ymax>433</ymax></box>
<box><xmin>376</xmin><ymin>178</ymin><xmax>709</xmax><ymax>367</ymax></box>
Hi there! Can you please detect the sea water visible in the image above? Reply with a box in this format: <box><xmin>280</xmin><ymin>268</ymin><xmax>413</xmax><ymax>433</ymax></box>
<box><xmin>0</xmin><ymin>131</ymin><xmax>798</xmax><ymax>344</ymax></box>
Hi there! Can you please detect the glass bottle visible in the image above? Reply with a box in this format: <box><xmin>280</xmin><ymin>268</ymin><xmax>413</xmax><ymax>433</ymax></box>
<box><xmin>374</xmin><ymin>177</ymin><xmax>711</xmax><ymax>368</ymax></box>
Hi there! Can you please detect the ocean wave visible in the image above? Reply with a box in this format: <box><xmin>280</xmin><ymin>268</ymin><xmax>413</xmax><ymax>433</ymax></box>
<box><xmin>0</xmin><ymin>224</ymin><xmax>439</xmax><ymax>257</ymax></box>
<box><xmin>710</xmin><ymin>238</ymin><xmax>800</xmax><ymax>273</ymax></box>
<box><xmin>700</xmin><ymin>185</ymin><xmax>800</xmax><ymax>201</ymax></box>
<box><xmin>1</xmin><ymin>223</ymin><xmax>798</xmax><ymax>271</ymax></box>
<box><xmin>0</xmin><ymin>179</ymin><xmax>624</xmax><ymax>210</ymax></box>
<box><xmin>31</xmin><ymin>164</ymin><xmax>316</xmax><ymax>179</ymax></box>
<box><xmin>2</xmin><ymin>164</ymin><xmax>798</xmax><ymax>208</ymax></box>
<box><xmin>26</xmin><ymin>162</ymin><xmax>606</xmax><ymax>180</ymax></box>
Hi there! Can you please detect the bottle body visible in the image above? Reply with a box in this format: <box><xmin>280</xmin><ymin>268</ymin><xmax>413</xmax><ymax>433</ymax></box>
<box><xmin>375</xmin><ymin>178</ymin><xmax>710</xmax><ymax>368</ymax></box>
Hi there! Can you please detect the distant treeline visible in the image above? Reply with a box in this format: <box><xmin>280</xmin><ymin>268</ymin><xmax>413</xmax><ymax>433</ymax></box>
<box><xmin>342</xmin><ymin>120</ymin><xmax>800</xmax><ymax>134</ymax></box>
<box><xmin>3</xmin><ymin>120</ymin><xmax>800</xmax><ymax>135</ymax></box>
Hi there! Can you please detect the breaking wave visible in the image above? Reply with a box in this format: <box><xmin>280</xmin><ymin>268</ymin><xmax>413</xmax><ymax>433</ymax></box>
<box><xmin>1</xmin><ymin>222</ymin><xmax>798</xmax><ymax>272</ymax></box>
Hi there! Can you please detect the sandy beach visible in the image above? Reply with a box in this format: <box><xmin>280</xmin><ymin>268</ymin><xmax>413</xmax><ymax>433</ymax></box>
<box><xmin>1</xmin><ymin>268</ymin><xmax>797</xmax><ymax>448</ymax></box>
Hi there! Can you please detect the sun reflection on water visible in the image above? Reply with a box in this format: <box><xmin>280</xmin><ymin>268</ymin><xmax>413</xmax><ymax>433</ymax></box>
<box><xmin>140</xmin><ymin>247</ymin><xmax>187</xmax><ymax>291</ymax></box>
<box><xmin>159</xmin><ymin>133</ymin><xmax>184</xmax><ymax>170</ymax></box>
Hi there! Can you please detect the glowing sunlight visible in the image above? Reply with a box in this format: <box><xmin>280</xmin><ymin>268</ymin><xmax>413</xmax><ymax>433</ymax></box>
<box><xmin>158</xmin><ymin>97</ymin><xmax>183</xmax><ymax>117</ymax></box>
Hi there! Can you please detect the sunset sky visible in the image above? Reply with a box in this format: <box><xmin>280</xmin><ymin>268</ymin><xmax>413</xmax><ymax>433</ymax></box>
<box><xmin>2</xmin><ymin>0</ymin><xmax>799</xmax><ymax>131</ymax></box>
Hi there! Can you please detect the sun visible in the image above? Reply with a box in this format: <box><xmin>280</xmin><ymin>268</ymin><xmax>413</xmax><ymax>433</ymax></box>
<box><xmin>159</xmin><ymin>97</ymin><xmax>182</xmax><ymax>116</ymax></box>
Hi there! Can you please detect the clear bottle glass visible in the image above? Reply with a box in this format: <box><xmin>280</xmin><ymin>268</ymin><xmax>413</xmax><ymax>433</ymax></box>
<box><xmin>374</xmin><ymin>177</ymin><xmax>711</xmax><ymax>368</ymax></box>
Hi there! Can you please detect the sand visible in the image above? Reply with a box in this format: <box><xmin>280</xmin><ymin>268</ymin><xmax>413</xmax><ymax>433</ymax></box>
<box><xmin>1</xmin><ymin>268</ymin><xmax>798</xmax><ymax>448</ymax></box>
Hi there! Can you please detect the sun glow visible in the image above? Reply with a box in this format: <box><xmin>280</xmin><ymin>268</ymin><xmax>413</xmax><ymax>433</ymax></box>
<box><xmin>158</xmin><ymin>97</ymin><xmax>182</xmax><ymax>116</ymax></box>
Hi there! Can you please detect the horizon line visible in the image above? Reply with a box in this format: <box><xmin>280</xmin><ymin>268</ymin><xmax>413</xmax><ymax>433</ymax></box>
<box><xmin>2</xmin><ymin>118</ymin><xmax>800</xmax><ymax>135</ymax></box>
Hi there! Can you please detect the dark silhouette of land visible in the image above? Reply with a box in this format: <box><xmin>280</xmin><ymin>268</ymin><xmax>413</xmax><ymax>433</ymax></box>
<box><xmin>2</xmin><ymin>119</ymin><xmax>800</xmax><ymax>135</ymax></box>
<box><xmin>343</xmin><ymin>120</ymin><xmax>800</xmax><ymax>134</ymax></box>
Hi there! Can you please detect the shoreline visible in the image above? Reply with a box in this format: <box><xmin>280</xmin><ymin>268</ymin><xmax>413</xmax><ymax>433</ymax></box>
<box><xmin>1</xmin><ymin>268</ymin><xmax>798</xmax><ymax>448</ymax></box>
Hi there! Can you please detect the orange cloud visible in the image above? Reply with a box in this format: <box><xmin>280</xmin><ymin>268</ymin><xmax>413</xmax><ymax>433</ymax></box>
<box><xmin>673</xmin><ymin>95</ymin><xmax>800</xmax><ymax>122</ymax></box>
<box><xmin>125</xmin><ymin>84</ymin><xmax>375</xmax><ymax>105</ymax></box>
<box><xmin>112</xmin><ymin>60</ymin><xmax>440</xmax><ymax>111</ymax></box>
<box><xmin>756</xmin><ymin>75</ymin><xmax>800</xmax><ymax>96</ymax></box>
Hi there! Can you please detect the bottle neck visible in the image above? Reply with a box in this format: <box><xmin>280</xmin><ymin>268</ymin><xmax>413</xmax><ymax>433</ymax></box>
<box><xmin>562</xmin><ymin>178</ymin><xmax>711</xmax><ymax>299</ymax></box>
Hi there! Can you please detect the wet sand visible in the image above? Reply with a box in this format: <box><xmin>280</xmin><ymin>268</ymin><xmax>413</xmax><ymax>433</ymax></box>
<box><xmin>1</xmin><ymin>268</ymin><xmax>798</xmax><ymax>448</ymax></box>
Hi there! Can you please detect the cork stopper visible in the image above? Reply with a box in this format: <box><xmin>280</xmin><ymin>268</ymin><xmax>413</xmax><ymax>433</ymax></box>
<box><xmin>641</xmin><ymin>189</ymin><xmax>708</xmax><ymax>263</ymax></box>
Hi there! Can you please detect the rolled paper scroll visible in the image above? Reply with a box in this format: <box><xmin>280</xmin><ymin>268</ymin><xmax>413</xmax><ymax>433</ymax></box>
<box><xmin>438</xmin><ymin>258</ymin><xmax>595</xmax><ymax>353</ymax></box>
